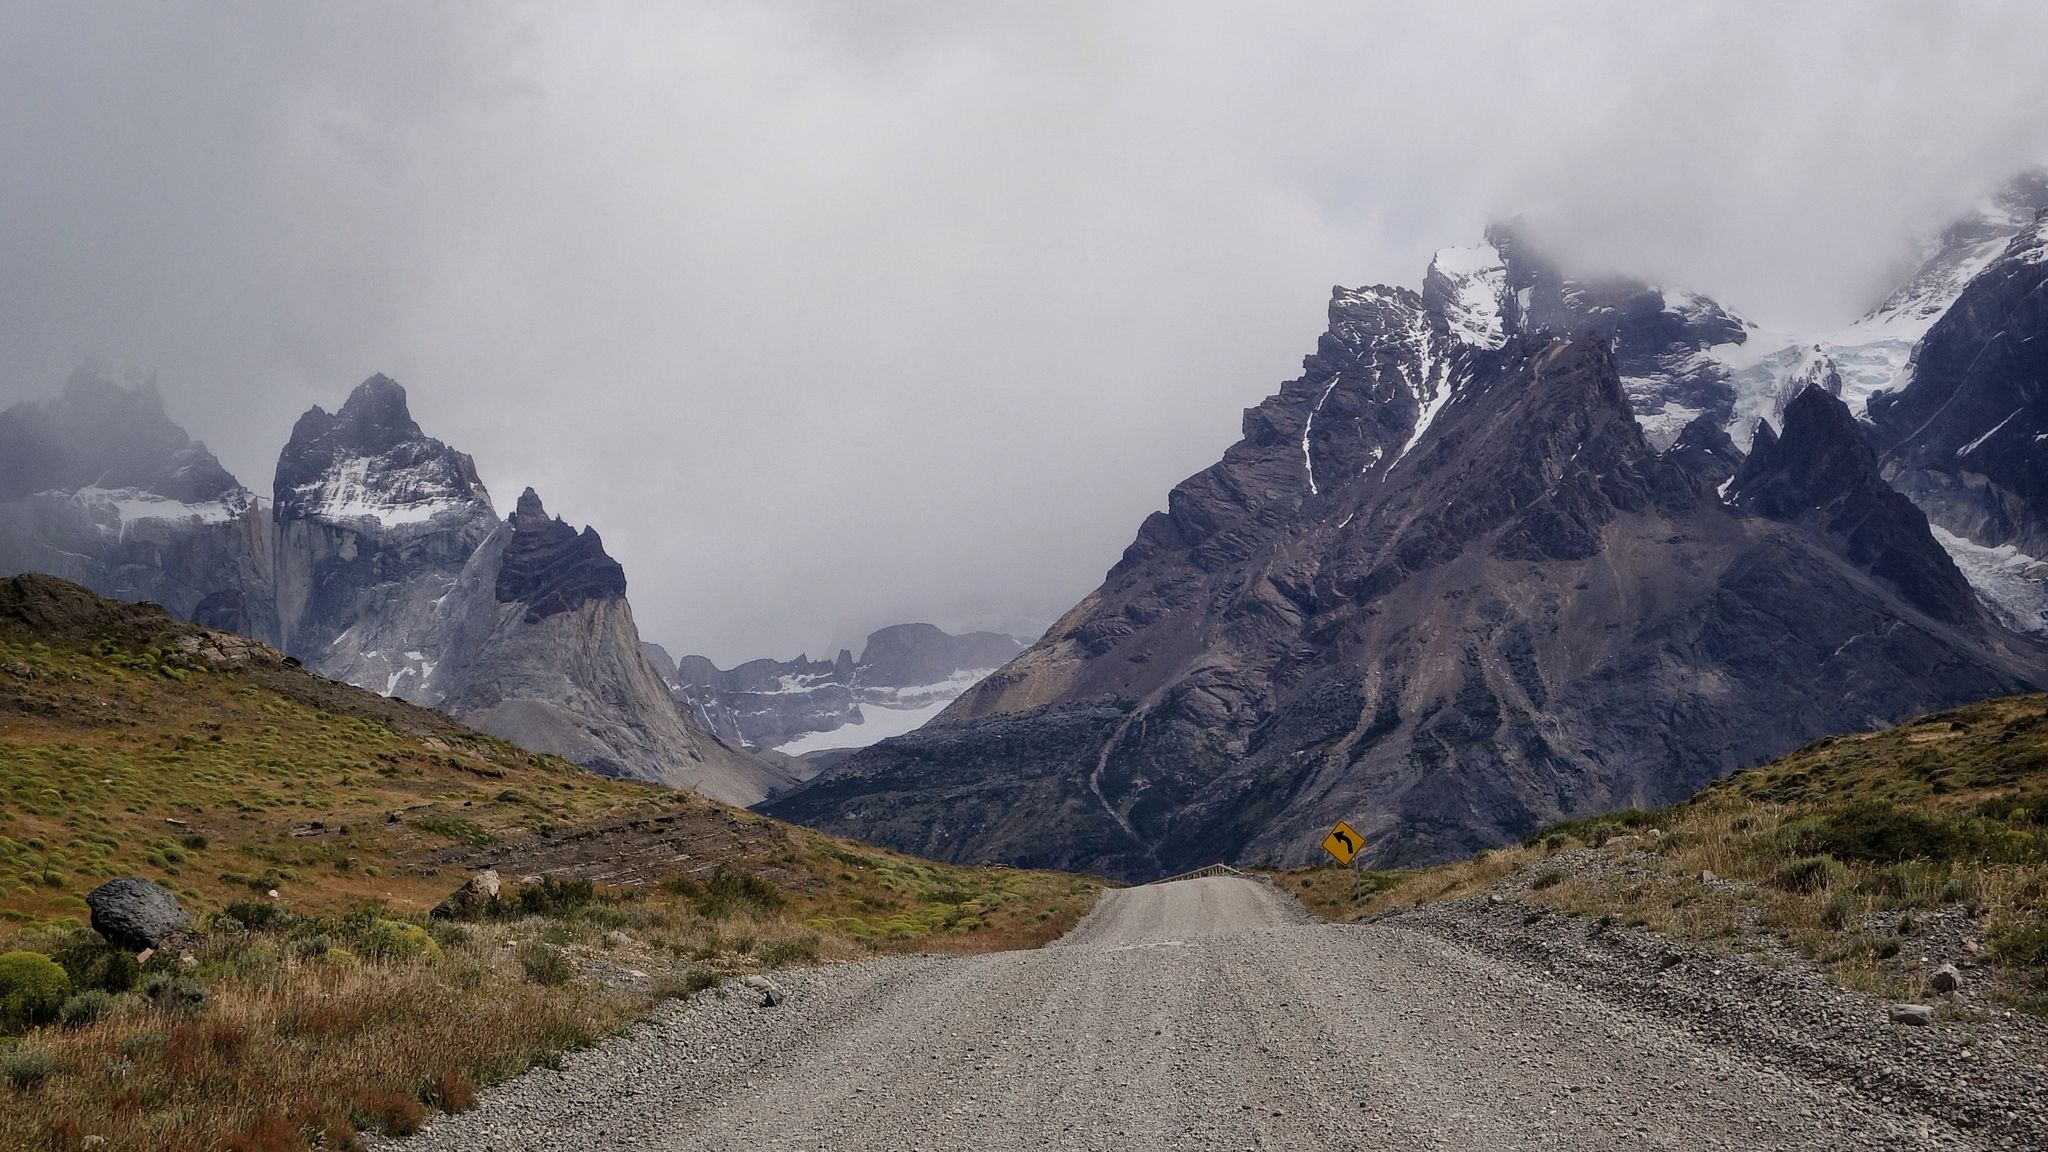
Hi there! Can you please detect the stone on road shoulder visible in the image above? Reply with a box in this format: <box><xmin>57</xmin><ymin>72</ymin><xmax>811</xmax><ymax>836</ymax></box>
<box><xmin>400</xmin><ymin>877</ymin><xmax>1983</xmax><ymax>1151</ymax></box>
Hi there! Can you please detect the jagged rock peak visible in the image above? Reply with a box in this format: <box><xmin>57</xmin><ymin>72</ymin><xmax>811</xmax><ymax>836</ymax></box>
<box><xmin>1662</xmin><ymin>412</ymin><xmax>1744</xmax><ymax>490</ymax></box>
<box><xmin>1734</xmin><ymin>384</ymin><xmax>1979</xmax><ymax>625</ymax></box>
<box><xmin>1733</xmin><ymin>385</ymin><xmax>1887</xmax><ymax>516</ymax></box>
<box><xmin>512</xmin><ymin>485</ymin><xmax>551</xmax><ymax>527</ymax></box>
<box><xmin>274</xmin><ymin>373</ymin><xmax>492</xmax><ymax>528</ymax></box>
<box><xmin>493</xmin><ymin>487</ymin><xmax>628</xmax><ymax>622</ymax></box>
<box><xmin>0</xmin><ymin>367</ymin><xmax>245</xmax><ymax>504</ymax></box>
<box><xmin>325</xmin><ymin>374</ymin><xmax>426</xmax><ymax>454</ymax></box>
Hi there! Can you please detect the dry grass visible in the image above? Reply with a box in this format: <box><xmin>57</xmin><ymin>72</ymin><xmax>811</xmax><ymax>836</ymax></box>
<box><xmin>0</xmin><ymin>585</ymin><xmax>1101</xmax><ymax>1149</ymax></box>
<box><xmin>1285</xmin><ymin>695</ymin><xmax>2048</xmax><ymax>1010</ymax></box>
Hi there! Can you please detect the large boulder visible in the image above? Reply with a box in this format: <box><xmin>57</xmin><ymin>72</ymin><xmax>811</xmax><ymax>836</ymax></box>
<box><xmin>86</xmin><ymin>877</ymin><xmax>188</xmax><ymax>951</ymax></box>
<box><xmin>431</xmin><ymin>869</ymin><xmax>502</xmax><ymax>921</ymax></box>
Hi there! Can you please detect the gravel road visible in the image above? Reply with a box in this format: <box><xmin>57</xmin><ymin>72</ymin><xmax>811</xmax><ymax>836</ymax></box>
<box><xmin>403</xmin><ymin>876</ymin><xmax>2019</xmax><ymax>1151</ymax></box>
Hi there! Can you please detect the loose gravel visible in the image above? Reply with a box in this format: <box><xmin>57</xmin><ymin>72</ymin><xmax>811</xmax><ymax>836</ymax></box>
<box><xmin>399</xmin><ymin>876</ymin><xmax>2045</xmax><ymax>1151</ymax></box>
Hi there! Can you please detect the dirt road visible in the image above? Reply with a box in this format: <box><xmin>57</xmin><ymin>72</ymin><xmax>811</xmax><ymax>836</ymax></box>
<box><xmin>404</xmin><ymin>876</ymin><xmax>2003</xmax><ymax>1150</ymax></box>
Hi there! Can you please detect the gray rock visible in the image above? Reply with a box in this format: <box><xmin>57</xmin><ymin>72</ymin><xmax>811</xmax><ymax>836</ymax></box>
<box><xmin>1889</xmin><ymin>1003</ymin><xmax>1935</xmax><ymax>1026</ymax></box>
<box><xmin>1930</xmin><ymin>963</ymin><xmax>1962</xmax><ymax>993</ymax></box>
<box><xmin>86</xmin><ymin>876</ymin><xmax>188</xmax><ymax>951</ymax></box>
<box><xmin>1698</xmin><ymin>870</ymin><xmax>1716</xmax><ymax>884</ymax></box>
<box><xmin>432</xmin><ymin>869</ymin><xmax>502</xmax><ymax>921</ymax></box>
<box><xmin>761</xmin><ymin>986</ymin><xmax>787</xmax><ymax>1008</ymax></box>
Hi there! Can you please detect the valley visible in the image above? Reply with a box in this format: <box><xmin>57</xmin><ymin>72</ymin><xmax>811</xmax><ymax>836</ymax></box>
<box><xmin>1</xmin><ymin>34</ymin><xmax>2046</xmax><ymax>1147</ymax></box>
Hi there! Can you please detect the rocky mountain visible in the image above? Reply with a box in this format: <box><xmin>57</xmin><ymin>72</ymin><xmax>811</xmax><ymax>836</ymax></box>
<box><xmin>431</xmin><ymin>489</ymin><xmax>786</xmax><ymax>804</ymax></box>
<box><xmin>662</xmin><ymin>623</ymin><xmax>1025</xmax><ymax>752</ymax></box>
<box><xmin>1866</xmin><ymin>200</ymin><xmax>2048</xmax><ymax>634</ymax></box>
<box><xmin>1429</xmin><ymin>175</ymin><xmax>2048</xmax><ymax>638</ymax></box>
<box><xmin>0</xmin><ymin>368</ymin><xmax>276</xmax><ymax>634</ymax></box>
<box><xmin>270</xmin><ymin>374</ymin><xmax>500</xmax><ymax>705</ymax></box>
<box><xmin>0</xmin><ymin>372</ymin><xmax>784</xmax><ymax>805</ymax></box>
<box><xmin>766</xmin><ymin>237</ymin><xmax>2047</xmax><ymax>880</ymax></box>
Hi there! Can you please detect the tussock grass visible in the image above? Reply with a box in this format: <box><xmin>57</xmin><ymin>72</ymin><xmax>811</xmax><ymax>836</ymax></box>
<box><xmin>1287</xmin><ymin>694</ymin><xmax>2048</xmax><ymax>1009</ymax></box>
<box><xmin>0</xmin><ymin>584</ymin><xmax>1101</xmax><ymax>1148</ymax></box>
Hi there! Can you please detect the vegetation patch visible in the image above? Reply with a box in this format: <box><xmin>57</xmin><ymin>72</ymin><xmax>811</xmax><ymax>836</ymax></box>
<box><xmin>1286</xmin><ymin>693</ymin><xmax>2048</xmax><ymax>1011</ymax></box>
<box><xmin>0</xmin><ymin>583</ymin><xmax>1102</xmax><ymax>1149</ymax></box>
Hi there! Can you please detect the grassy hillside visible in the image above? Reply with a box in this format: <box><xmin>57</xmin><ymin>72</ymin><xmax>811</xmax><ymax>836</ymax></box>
<box><xmin>0</xmin><ymin>575</ymin><xmax>1097</xmax><ymax>1151</ymax></box>
<box><xmin>1291</xmin><ymin>694</ymin><xmax>2048</xmax><ymax>1013</ymax></box>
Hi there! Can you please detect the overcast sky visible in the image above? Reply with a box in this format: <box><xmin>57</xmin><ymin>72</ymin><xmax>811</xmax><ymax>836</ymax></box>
<box><xmin>4</xmin><ymin>2</ymin><xmax>2047</xmax><ymax>664</ymax></box>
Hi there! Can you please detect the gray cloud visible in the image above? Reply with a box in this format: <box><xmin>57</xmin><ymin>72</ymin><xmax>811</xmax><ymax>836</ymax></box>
<box><xmin>4</xmin><ymin>1</ymin><xmax>2047</xmax><ymax>663</ymax></box>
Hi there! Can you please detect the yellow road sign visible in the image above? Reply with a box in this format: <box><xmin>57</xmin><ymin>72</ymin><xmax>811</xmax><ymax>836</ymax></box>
<box><xmin>1321</xmin><ymin>819</ymin><xmax>1364</xmax><ymax>866</ymax></box>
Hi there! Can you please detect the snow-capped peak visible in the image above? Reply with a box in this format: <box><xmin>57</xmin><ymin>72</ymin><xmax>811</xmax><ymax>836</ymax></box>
<box><xmin>275</xmin><ymin>374</ymin><xmax>495</xmax><ymax>530</ymax></box>
<box><xmin>1425</xmin><ymin>243</ymin><xmax>1511</xmax><ymax>350</ymax></box>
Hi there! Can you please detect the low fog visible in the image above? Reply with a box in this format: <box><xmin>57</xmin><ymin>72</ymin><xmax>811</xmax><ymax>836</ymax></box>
<box><xmin>3</xmin><ymin>1</ymin><xmax>2046</xmax><ymax>663</ymax></box>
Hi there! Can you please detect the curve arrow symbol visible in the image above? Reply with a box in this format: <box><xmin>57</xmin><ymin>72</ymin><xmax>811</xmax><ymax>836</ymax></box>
<box><xmin>1334</xmin><ymin>831</ymin><xmax>1354</xmax><ymax>854</ymax></box>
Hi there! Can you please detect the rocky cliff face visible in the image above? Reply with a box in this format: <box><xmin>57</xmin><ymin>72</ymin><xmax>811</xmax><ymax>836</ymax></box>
<box><xmin>0</xmin><ymin>369</ymin><xmax>276</xmax><ymax>635</ymax></box>
<box><xmin>1870</xmin><ymin>213</ymin><xmax>2048</xmax><ymax>555</ymax></box>
<box><xmin>668</xmin><ymin>624</ymin><xmax>1025</xmax><ymax>752</ymax></box>
<box><xmin>766</xmin><ymin>250</ymin><xmax>2046</xmax><ymax>880</ymax></box>
<box><xmin>269</xmin><ymin>375</ymin><xmax>500</xmax><ymax>702</ymax></box>
<box><xmin>435</xmin><ymin>488</ymin><xmax>788</xmax><ymax>805</ymax></box>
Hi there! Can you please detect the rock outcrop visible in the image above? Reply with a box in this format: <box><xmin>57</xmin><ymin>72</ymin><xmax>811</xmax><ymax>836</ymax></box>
<box><xmin>270</xmin><ymin>374</ymin><xmax>500</xmax><ymax>703</ymax></box>
<box><xmin>436</xmin><ymin>487</ymin><xmax>790</xmax><ymax>805</ymax></box>
<box><xmin>86</xmin><ymin>877</ymin><xmax>188</xmax><ymax>951</ymax></box>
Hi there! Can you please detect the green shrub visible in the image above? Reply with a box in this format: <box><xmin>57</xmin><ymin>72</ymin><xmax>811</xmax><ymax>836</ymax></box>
<box><xmin>412</xmin><ymin>818</ymin><xmax>495</xmax><ymax>846</ymax></box>
<box><xmin>48</xmin><ymin>932</ymin><xmax>139</xmax><ymax>994</ymax></box>
<box><xmin>1799</xmin><ymin>801</ymin><xmax>1965</xmax><ymax>863</ymax></box>
<box><xmin>117</xmin><ymin>1031</ymin><xmax>167</xmax><ymax>1059</ymax></box>
<box><xmin>1529</xmin><ymin>868</ymin><xmax>1567</xmax><ymax>891</ymax></box>
<box><xmin>656</xmin><ymin>967</ymin><xmax>721</xmax><ymax>1000</ymax></box>
<box><xmin>223</xmin><ymin>899</ymin><xmax>290</xmax><ymax>930</ymax></box>
<box><xmin>1</xmin><ymin>1042</ymin><xmax>56</xmax><ymax>1090</ymax></box>
<box><xmin>697</xmin><ymin>867</ymin><xmax>784</xmax><ymax>920</ymax></box>
<box><xmin>1771</xmin><ymin>855</ymin><xmax>1850</xmax><ymax>894</ymax></box>
<box><xmin>1991</xmin><ymin>917</ymin><xmax>2048</xmax><ymax>968</ymax></box>
<box><xmin>516</xmin><ymin>942</ymin><xmax>572</xmax><ymax>986</ymax></box>
<box><xmin>57</xmin><ymin>989</ymin><xmax>117</xmax><ymax>1028</ymax></box>
<box><xmin>761</xmin><ymin>936</ymin><xmax>820</xmax><ymax>967</ymax></box>
<box><xmin>0</xmin><ymin>950</ymin><xmax>71</xmax><ymax>1031</ymax></box>
<box><xmin>287</xmin><ymin>933</ymin><xmax>332</xmax><ymax>959</ymax></box>
<box><xmin>1525</xmin><ymin>808</ymin><xmax>1665</xmax><ymax>848</ymax></box>
<box><xmin>356</xmin><ymin>919</ymin><xmax>443</xmax><ymax>964</ymax></box>
<box><xmin>512</xmin><ymin>876</ymin><xmax>596</xmax><ymax>918</ymax></box>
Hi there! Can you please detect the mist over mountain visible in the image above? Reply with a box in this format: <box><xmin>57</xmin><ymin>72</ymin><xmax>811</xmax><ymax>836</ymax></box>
<box><xmin>4</xmin><ymin>4</ymin><xmax>2046</xmax><ymax>664</ymax></box>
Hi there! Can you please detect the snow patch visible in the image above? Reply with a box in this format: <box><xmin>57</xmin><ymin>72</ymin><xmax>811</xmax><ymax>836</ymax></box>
<box><xmin>774</xmin><ymin>696</ymin><xmax>954</xmax><ymax>755</ymax></box>
<box><xmin>67</xmin><ymin>487</ymin><xmax>245</xmax><ymax>534</ymax></box>
<box><xmin>1634</xmin><ymin>400</ymin><xmax>1701</xmax><ymax>451</ymax></box>
<box><xmin>1300</xmin><ymin>373</ymin><xmax>1343</xmax><ymax>496</ymax></box>
<box><xmin>1931</xmin><ymin>525</ymin><xmax>2048</xmax><ymax>636</ymax></box>
<box><xmin>1393</xmin><ymin>313</ymin><xmax>1449</xmax><ymax>468</ymax></box>
<box><xmin>1429</xmin><ymin>243</ymin><xmax>1510</xmax><ymax>350</ymax></box>
<box><xmin>293</xmin><ymin>456</ymin><xmax>475</xmax><ymax>527</ymax></box>
<box><xmin>1959</xmin><ymin>409</ymin><xmax>2023</xmax><ymax>457</ymax></box>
